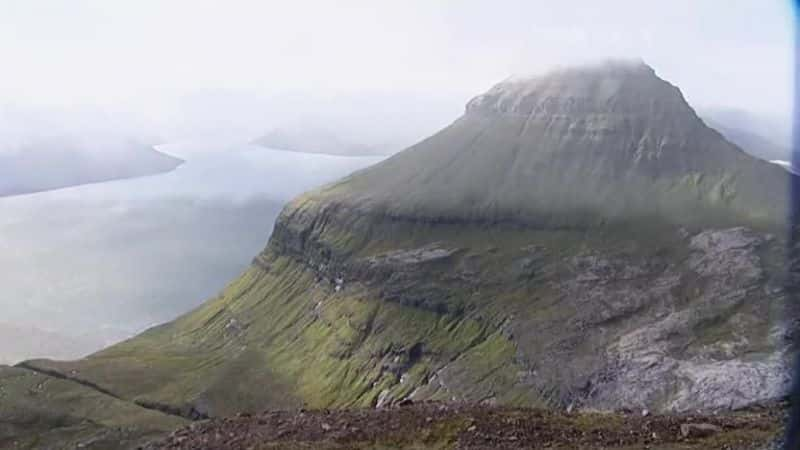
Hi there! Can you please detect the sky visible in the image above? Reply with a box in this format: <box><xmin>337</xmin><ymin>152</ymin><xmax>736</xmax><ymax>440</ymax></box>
<box><xmin>0</xmin><ymin>0</ymin><xmax>795</xmax><ymax>128</ymax></box>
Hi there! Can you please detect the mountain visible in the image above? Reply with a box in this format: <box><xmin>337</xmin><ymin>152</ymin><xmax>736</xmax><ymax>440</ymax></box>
<box><xmin>0</xmin><ymin>137</ymin><xmax>182</xmax><ymax>196</ymax></box>
<box><xmin>318</xmin><ymin>62</ymin><xmax>786</xmax><ymax>226</ymax></box>
<box><xmin>252</xmin><ymin>125</ymin><xmax>384</xmax><ymax>156</ymax></box>
<box><xmin>1</xmin><ymin>60</ymin><xmax>793</xmax><ymax>447</ymax></box>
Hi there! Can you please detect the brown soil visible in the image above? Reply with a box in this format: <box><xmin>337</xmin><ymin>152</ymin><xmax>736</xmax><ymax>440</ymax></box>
<box><xmin>141</xmin><ymin>402</ymin><xmax>783</xmax><ymax>450</ymax></box>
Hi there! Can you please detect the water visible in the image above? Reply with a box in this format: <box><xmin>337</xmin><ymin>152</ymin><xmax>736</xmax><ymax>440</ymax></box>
<box><xmin>0</xmin><ymin>143</ymin><xmax>383</xmax><ymax>363</ymax></box>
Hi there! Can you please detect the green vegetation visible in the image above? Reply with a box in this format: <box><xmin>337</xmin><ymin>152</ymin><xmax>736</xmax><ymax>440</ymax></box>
<box><xmin>0</xmin><ymin>365</ymin><xmax>186</xmax><ymax>449</ymax></box>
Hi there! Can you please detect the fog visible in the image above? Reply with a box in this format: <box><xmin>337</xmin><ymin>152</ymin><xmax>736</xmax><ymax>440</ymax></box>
<box><xmin>0</xmin><ymin>0</ymin><xmax>794</xmax><ymax>362</ymax></box>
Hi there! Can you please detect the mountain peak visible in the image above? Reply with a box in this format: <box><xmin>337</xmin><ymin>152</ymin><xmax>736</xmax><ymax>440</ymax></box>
<box><xmin>307</xmin><ymin>61</ymin><xmax>786</xmax><ymax>228</ymax></box>
<box><xmin>466</xmin><ymin>59</ymin><xmax>688</xmax><ymax>118</ymax></box>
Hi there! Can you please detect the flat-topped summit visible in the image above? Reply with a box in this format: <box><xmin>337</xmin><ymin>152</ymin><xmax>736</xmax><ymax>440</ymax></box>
<box><xmin>300</xmin><ymin>60</ymin><xmax>787</xmax><ymax>228</ymax></box>
<box><xmin>466</xmin><ymin>59</ymin><xmax>680</xmax><ymax>116</ymax></box>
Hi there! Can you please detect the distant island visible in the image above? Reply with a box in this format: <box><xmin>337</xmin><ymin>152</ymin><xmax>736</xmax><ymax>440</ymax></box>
<box><xmin>251</xmin><ymin>125</ymin><xmax>387</xmax><ymax>157</ymax></box>
<box><xmin>0</xmin><ymin>137</ymin><xmax>182</xmax><ymax>196</ymax></box>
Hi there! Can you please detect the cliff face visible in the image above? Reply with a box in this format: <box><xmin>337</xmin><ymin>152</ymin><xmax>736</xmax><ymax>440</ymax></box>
<box><xmin>246</xmin><ymin>200</ymin><xmax>791</xmax><ymax>413</ymax></box>
<box><xmin>3</xmin><ymin>60</ymin><xmax>794</xmax><ymax>447</ymax></box>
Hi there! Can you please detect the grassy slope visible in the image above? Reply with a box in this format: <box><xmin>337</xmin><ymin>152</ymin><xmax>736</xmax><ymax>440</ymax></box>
<box><xmin>20</xmin><ymin>192</ymin><xmax>782</xmax><ymax>413</ymax></box>
<box><xmin>0</xmin><ymin>365</ymin><xmax>186</xmax><ymax>449</ymax></box>
<box><xmin>26</xmin><ymin>251</ymin><xmax>536</xmax><ymax>414</ymax></box>
<box><xmin>10</xmin><ymin>145</ymin><xmax>791</xmax><ymax>447</ymax></box>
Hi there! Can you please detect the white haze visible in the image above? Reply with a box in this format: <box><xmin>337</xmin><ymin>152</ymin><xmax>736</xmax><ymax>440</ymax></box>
<box><xmin>0</xmin><ymin>0</ymin><xmax>794</xmax><ymax>145</ymax></box>
<box><xmin>0</xmin><ymin>1</ymin><xmax>794</xmax><ymax>362</ymax></box>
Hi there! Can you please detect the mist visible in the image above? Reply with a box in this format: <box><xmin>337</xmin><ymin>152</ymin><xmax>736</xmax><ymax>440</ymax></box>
<box><xmin>1</xmin><ymin>1</ymin><xmax>793</xmax><ymax>138</ymax></box>
<box><xmin>0</xmin><ymin>0</ymin><xmax>794</xmax><ymax>362</ymax></box>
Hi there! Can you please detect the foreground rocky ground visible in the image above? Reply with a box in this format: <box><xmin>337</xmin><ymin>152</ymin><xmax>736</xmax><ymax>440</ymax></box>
<box><xmin>143</xmin><ymin>402</ymin><xmax>784</xmax><ymax>450</ymax></box>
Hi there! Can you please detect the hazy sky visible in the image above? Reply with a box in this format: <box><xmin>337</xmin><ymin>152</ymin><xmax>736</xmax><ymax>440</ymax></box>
<box><xmin>0</xmin><ymin>0</ymin><xmax>794</xmax><ymax>120</ymax></box>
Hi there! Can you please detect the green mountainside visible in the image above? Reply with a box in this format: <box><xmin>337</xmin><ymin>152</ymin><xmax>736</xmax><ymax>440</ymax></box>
<box><xmin>1</xmin><ymin>60</ymin><xmax>793</xmax><ymax>448</ymax></box>
<box><xmin>325</xmin><ymin>60</ymin><xmax>786</xmax><ymax>227</ymax></box>
<box><xmin>0</xmin><ymin>365</ymin><xmax>186</xmax><ymax>449</ymax></box>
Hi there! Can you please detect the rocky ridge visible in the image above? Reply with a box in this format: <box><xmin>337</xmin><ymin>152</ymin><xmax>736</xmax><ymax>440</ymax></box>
<box><xmin>143</xmin><ymin>401</ymin><xmax>785</xmax><ymax>450</ymax></box>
